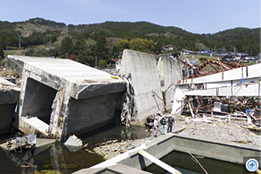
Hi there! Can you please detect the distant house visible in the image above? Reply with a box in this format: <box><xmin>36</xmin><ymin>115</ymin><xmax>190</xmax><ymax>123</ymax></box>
<box><xmin>241</xmin><ymin>52</ymin><xmax>249</xmax><ymax>57</ymax></box>
<box><xmin>215</xmin><ymin>48</ymin><xmax>227</xmax><ymax>56</ymax></box>
<box><xmin>182</xmin><ymin>49</ymin><xmax>195</xmax><ymax>55</ymax></box>
<box><xmin>189</xmin><ymin>60</ymin><xmax>197</xmax><ymax>64</ymax></box>
<box><xmin>222</xmin><ymin>54</ymin><xmax>236</xmax><ymax>62</ymax></box>
<box><xmin>199</xmin><ymin>49</ymin><xmax>212</xmax><ymax>55</ymax></box>
<box><xmin>163</xmin><ymin>44</ymin><xmax>174</xmax><ymax>52</ymax></box>
<box><xmin>242</xmin><ymin>56</ymin><xmax>258</xmax><ymax>63</ymax></box>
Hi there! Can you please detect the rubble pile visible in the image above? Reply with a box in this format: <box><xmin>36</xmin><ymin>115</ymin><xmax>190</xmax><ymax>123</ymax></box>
<box><xmin>0</xmin><ymin>68</ymin><xmax>18</xmax><ymax>78</ymax></box>
<box><xmin>183</xmin><ymin>96</ymin><xmax>261</xmax><ymax>125</ymax></box>
<box><xmin>92</xmin><ymin>113</ymin><xmax>260</xmax><ymax>160</ymax></box>
<box><xmin>173</xmin><ymin>115</ymin><xmax>261</xmax><ymax>146</ymax></box>
<box><xmin>93</xmin><ymin>138</ymin><xmax>153</xmax><ymax>160</ymax></box>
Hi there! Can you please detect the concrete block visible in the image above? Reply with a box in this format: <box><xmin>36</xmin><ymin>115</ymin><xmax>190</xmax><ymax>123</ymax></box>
<box><xmin>7</xmin><ymin>55</ymin><xmax>125</xmax><ymax>140</ymax></box>
<box><xmin>157</xmin><ymin>54</ymin><xmax>182</xmax><ymax>111</ymax></box>
<box><xmin>20</xmin><ymin>117</ymin><xmax>49</xmax><ymax>137</ymax></box>
<box><xmin>119</xmin><ymin>49</ymin><xmax>164</xmax><ymax>124</ymax></box>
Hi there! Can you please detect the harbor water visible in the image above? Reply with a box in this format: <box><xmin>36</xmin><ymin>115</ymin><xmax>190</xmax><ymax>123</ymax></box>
<box><xmin>0</xmin><ymin>124</ymin><xmax>249</xmax><ymax>174</ymax></box>
<box><xmin>144</xmin><ymin>150</ymin><xmax>248</xmax><ymax>174</ymax></box>
<box><xmin>0</xmin><ymin>125</ymin><xmax>151</xmax><ymax>174</ymax></box>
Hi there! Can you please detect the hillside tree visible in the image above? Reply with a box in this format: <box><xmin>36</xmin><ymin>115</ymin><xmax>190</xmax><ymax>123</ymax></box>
<box><xmin>59</xmin><ymin>36</ymin><xmax>73</xmax><ymax>58</ymax></box>
<box><xmin>93</xmin><ymin>31</ymin><xmax>108</xmax><ymax>61</ymax></box>
<box><xmin>74</xmin><ymin>37</ymin><xmax>96</xmax><ymax>66</ymax></box>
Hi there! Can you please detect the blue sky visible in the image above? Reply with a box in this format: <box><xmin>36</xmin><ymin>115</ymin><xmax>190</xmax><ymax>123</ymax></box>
<box><xmin>0</xmin><ymin>0</ymin><xmax>260</xmax><ymax>34</ymax></box>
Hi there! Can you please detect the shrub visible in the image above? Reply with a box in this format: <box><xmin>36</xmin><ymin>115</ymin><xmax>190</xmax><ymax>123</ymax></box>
<box><xmin>98</xmin><ymin>60</ymin><xmax>107</xmax><ymax>68</ymax></box>
<box><xmin>199</xmin><ymin>57</ymin><xmax>208</xmax><ymax>63</ymax></box>
<box><xmin>69</xmin><ymin>54</ymin><xmax>77</xmax><ymax>61</ymax></box>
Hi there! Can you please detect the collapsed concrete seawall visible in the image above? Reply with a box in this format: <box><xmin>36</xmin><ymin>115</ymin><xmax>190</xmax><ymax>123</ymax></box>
<box><xmin>119</xmin><ymin>49</ymin><xmax>164</xmax><ymax>124</ymax></box>
<box><xmin>0</xmin><ymin>77</ymin><xmax>20</xmax><ymax>134</ymax></box>
<box><xmin>7</xmin><ymin>55</ymin><xmax>125</xmax><ymax>141</ymax></box>
<box><xmin>118</xmin><ymin>50</ymin><xmax>183</xmax><ymax>124</ymax></box>
<box><xmin>157</xmin><ymin>54</ymin><xmax>183</xmax><ymax>111</ymax></box>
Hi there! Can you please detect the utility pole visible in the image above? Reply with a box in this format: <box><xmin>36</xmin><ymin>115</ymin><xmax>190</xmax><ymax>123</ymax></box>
<box><xmin>17</xmin><ymin>33</ymin><xmax>21</xmax><ymax>50</ymax></box>
<box><xmin>95</xmin><ymin>57</ymin><xmax>97</xmax><ymax>69</ymax></box>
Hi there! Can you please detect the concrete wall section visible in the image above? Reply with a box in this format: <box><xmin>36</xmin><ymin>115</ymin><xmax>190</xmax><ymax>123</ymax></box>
<box><xmin>0</xmin><ymin>90</ymin><xmax>19</xmax><ymax>104</ymax></box>
<box><xmin>0</xmin><ymin>77</ymin><xmax>20</xmax><ymax>134</ymax></box>
<box><xmin>0</xmin><ymin>104</ymin><xmax>16</xmax><ymax>134</ymax></box>
<box><xmin>66</xmin><ymin>92</ymin><xmax>124</xmax><ymax>136</ymax></box>
<box><xmin>158</xmin><ymin>54</ymin><xmax>182</xmax><ymax>111</ymax></box>
<box><xmin>74</xmin><ymin>164</ymin><xmax>151</xmax><ymax>174</ymax></box>
<box><xmin>119</xmin><ymin>49</ymin><xmax>163</xmax><ymax>124</ymax></box>
<box><xmin>0</xmin><ymin>77</ymin><xmax>20</xmax><ymax>104</ymax></box>
<box><xmin>75</xmin><ymin>82</ymin><xmax>125</xmax><ymax>100</ymax></box>
<box><xmin>82</xmin><ymin>134</ymin><xmax>260</xmax><ymax>174</ymax></box>
<box><xmin>22</xmin><ymin>78</ymin><xmax>57</xmax><ymax>124</ymax></box>
<box><xmin>172</xmin><ymin>134</ymin><xmax>261</xmax><ymax>164</ymax></box>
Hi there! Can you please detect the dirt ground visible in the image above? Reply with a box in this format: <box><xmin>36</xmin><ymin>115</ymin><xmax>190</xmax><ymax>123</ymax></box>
<box><xmin>93</xmin><ymin>113</ymin><xmax>261</xmax><ymax>160</ymax></box>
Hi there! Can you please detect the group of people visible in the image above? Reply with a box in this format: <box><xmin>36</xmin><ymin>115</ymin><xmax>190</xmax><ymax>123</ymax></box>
<box><xmin>153</xmin><ymin>114</ymin><xmax>175</xmax><ymax>137</ymax></box>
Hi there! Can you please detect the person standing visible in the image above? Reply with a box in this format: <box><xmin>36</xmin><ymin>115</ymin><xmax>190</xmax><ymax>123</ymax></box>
<box><xmin>160</xmin><ymin>116</ymin><xmax>166</xmax><ymax>135</ymax></box>
<box><xmin>154</xmin><ymin>116</ymin><xmax>158</xmax><ymax>137</ymax></box>
<box><xmin>167</xmin><ymin>115</ymin><xmax>175</xmax><ymax>133</ymax></box>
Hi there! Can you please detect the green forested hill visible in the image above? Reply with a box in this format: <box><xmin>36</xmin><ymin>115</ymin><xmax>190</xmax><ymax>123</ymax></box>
<box><xmin>0</xmin><ymin>17</ymin><xmax>259</xmax><ymax>66</ymax></box>
<box><xmin>207</xmin><ymin>28</ymin><xmax>260</xmax><ymax>54</ymax></box>
<box><xmin>68</xmin><ymin>21</ymin><xmax>188</xmax><ymax>37</ymax></box>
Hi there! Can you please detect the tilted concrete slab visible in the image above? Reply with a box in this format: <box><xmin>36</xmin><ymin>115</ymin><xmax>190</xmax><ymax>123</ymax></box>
<box><xmin>157</xmin><ymin>54</ymin><xmax>182</xmax><ymax>111</ymax></box>
<box><xmin>0</xmin><ymin>77</ymin><xmax>20</xmax><ymax>104</ymax></box>
<box><xmin>7</xmin><ymin>55</ymin><xmax>125</xmax><ymax>140</ymax></box>
<box><xmin>20</xmin><ymin>117</ymin><xmax>49</xmax><ymax>137</ymax></box>
<box><xmin>0</xmin><ymin>77</ymin><xmax>20</xmax><ymax>134</ymax></box>
<box><xmin>119</xmin><ymin>49</ymin><xmax>164</xmax><ymax>124</ymax></box>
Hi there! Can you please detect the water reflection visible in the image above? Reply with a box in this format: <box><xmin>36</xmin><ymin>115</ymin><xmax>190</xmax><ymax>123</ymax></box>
<box><xmin>145</xmin><ymin>150</ymin><xmax>247</xmax><ymax>174</ymax></box>
<box><xmin>49</xmin><ymin>142</ymin><xmax>68</xmax><ymax>174</ymax></box>
<box><xmin>81</xmin><ymin>125</ymin><xmax>152</xmax><ymax>146</ymax></box>
<box><xmin>0</xmin><ymin>125</ymin><xmax>150</xmax><ymax>173</ymax></box>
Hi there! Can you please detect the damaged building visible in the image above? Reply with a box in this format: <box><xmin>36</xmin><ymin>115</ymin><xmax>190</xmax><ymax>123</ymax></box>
<box><xmin>171</xmin><ymin>58</ymin><xmax>261</xmax><ymax>122</ymax></box>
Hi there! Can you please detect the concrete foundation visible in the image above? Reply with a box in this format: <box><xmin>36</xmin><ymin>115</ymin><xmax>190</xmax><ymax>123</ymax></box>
<box><xmin>74</xmin><ymin>134</ymin><xmax>261</xmax><ymax>174</ymax></box>
<box><xmin>7</xmin><ymin>55</ymin><xmax>125</xmax><ymax>141</ymax></box>
<box><xmin>119</xmin><ymin>49</ymin><xmax>164</xmax><ymax>124</ymax></box>
<box><xmin>0</xmin><ymin>77</ymin><xmax>20</xmax><ymax>134</ymax></box>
